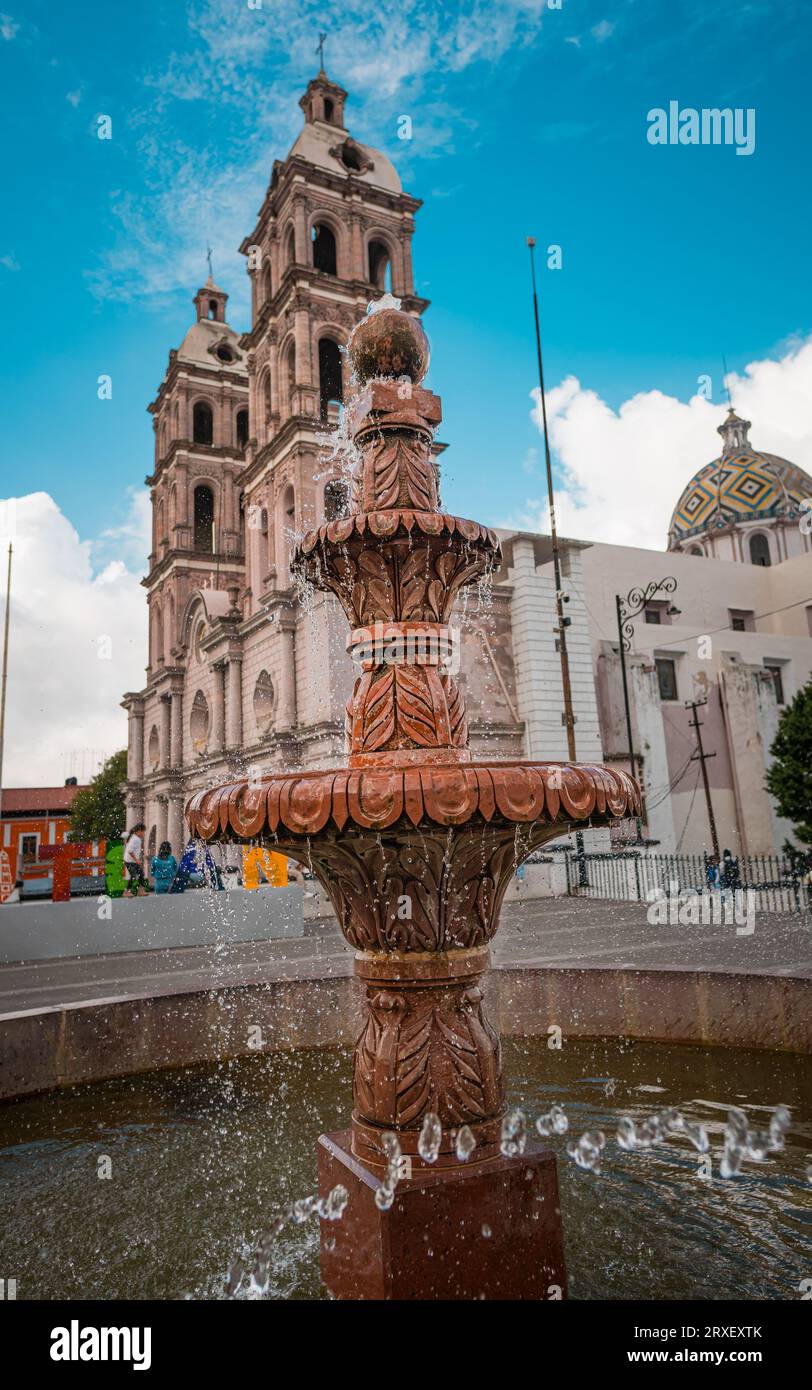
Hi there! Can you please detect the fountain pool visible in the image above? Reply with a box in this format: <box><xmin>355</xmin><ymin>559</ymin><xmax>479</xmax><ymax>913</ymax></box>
<box><xmin>0</xmin><ymin>1037</ymin><xmax>808</xmax><ymax>1301</ymax></box>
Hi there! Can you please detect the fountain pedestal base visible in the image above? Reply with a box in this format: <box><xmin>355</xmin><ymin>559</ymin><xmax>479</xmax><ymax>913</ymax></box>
<box><xmin>317</xmin><ymin>1130</ymin><xmax>567</xmax><ymax>1301</ymax></box>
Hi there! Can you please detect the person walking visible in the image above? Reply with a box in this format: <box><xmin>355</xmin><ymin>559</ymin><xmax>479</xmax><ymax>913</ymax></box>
<box><xmin>151</xmin><ymin>841</ymin><xmax>178</xmax><ymax>894</ymax></box>
<box><xmin>721</xmin><ymin>848</ymin><xmax>740</xmax><ymax>906</ymax></box>
<box><xmin>123</xmin><ymin>822</ymin><xmax>149</xmax><ymax>897</ymax></box>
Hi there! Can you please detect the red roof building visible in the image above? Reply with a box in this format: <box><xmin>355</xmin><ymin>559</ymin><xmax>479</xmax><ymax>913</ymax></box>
<box><xmin>1</xmin><ymin>782</ymin><xmax>88</xmax><ymax>876</ymax></box>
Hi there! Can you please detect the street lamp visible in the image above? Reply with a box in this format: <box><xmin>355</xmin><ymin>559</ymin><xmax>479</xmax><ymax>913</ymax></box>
<box><xmin>615</xmin><ymin>576</ymin><xmax>678</xmax><ymax>842</ymax></box>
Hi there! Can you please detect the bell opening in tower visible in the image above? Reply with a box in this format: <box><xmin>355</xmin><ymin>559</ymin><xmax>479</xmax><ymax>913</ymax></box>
<box><xmin>193</xmin><ymin>485</ymin><xmax>215</xmax><ymax>552</ymax></box>
<box><xmin>319</xmin><ymin>339</ymin><xmax>343</xmax><ymax>421</ymax></box>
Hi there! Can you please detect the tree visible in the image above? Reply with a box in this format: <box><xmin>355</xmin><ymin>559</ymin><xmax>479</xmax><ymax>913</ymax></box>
<box><xmin>68</xmin><ymin>750</ymin><xmax>128</xmax><ymax>842</ymax></box>
<box><xmin>766</xmin><ymin>677</ymin><xmax>812</xmax><ymax>847</ymax></box>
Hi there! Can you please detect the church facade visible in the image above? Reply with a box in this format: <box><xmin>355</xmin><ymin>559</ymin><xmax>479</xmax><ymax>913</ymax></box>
<box><xmin>123</xmin><ymin>71</ymin><xmax>812</xmax><ymax>863</ymax></box>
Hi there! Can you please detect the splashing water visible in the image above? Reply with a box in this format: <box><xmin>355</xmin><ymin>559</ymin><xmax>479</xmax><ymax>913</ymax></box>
<box><xmin>418</xmin><ymin>1113</ymin><xmax>442</xmax><ymax>1164</ymax></box>
<box><xmin>616</xmin><ymin>1107</ymin><xmax>709</xmax><ymax>1155</ymax></box>
<box><xmin>225</xmin><ymin>1181</ymin><xmax>347</xmax><ymax>1296</ymax></box>
<box><xmin>455</xmin><ymin>1125</ymin><xmax>476</xmax><ymax>1162</ymax></box>
<box><xmin>567</xmin><ymin>1130</ymin><xmax>606</xmax><ymax>1174</ymax></box>
<box><xmin>500</xmin><ymin>1108</ymin><xmax>527</xmax><ymax>1157</ymax></box>
<box><xmin>536</xmin><ymin>1104</ymin><xmax>569</xmax><ymax>1137</ymax></box>
<box><xmin>721</xmin><ymin>1103</ymin><xmax>791</xmax><ymax>1178</ymax></box>
<box><xmin>318</xmin><ymin>1185</ymin><xmax>349</xmax><ymax>1221</ymax></box>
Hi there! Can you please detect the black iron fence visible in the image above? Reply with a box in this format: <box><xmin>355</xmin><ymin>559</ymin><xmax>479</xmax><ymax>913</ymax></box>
<box><xmin>564</xmin><ymin>851</ymin><xmax>810</xmax><ymax>914</ymax></box>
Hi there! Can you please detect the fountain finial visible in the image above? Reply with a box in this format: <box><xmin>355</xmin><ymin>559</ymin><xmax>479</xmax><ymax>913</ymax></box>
<box><xmin>348</xmin><ymin>304</ymin><xmax>430</xmax><ymax>385</ymax></box>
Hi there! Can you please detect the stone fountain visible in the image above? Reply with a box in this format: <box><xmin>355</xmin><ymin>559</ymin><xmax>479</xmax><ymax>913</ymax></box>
<box><xmin>187</xmin><ymin>304</ymin><xmax>640</xmax><ymax>1300</ymax></box>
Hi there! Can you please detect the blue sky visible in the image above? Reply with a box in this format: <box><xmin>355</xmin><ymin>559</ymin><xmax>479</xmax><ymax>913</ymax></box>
<box><xmin>2</xmin><ymin>0</ymin><xmax>811</xmax><ymax>547</ymax></box>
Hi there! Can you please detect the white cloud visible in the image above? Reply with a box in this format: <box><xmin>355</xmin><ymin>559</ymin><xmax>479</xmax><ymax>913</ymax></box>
<box><xmin>591</xmin><ymin>20</ymin><xmax>615</xmax><ymax>42</ymax></box>
<box><xmin>0</xmin><ymin>493</ymin><xmax>148</xmax><ymax>787</ymax></box>
<box><xmin>0</xmin><ymin>252</ymin><xmax>20</xmax><ymax>271</ymax></box>
<box><xmin>516</xmin><ymin>336</ymin><xmax>812</xmax><ymax>549</ymax></box>
<box><xmin>0</xmin><ymin>13</ymin><xmax>19</xmax><ymax>41</ymax></box>
<box><xmin>90</xmin><ymin>0</ymin><xmax>548</xmax><ymax>310</ymax></box>
<box><xmin>66</xmin><ymin>88</ymin><xmax>82</xmax><ymax>107</ymax></box>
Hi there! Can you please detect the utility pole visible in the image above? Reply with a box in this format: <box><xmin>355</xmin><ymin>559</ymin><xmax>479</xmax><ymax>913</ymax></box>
<box><xmin>527</xmin><ymin>237</ymin><xmax>576</xmax><ymax>762</ymax></box>
<box><xmin>616</xmin><ymin>578</ymin><xmax>680</xmax><ymax>843</ymax></box>
<box><xmin>686</xmin><ymin>697</ymin><xmax>719</xmax><ymax>860</ymax></box>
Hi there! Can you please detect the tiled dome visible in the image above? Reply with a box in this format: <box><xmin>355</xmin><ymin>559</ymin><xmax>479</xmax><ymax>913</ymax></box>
<box><xmin>668</xmin><ymin>410</ymin><xmax>812</xmax><ymax>545</ymax></box>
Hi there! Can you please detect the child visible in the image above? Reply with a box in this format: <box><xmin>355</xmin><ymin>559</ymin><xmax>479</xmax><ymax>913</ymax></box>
<box><xmin>151</xmin><ymin>841</ymin><xmax>178</xmax><ymax>894</ymax></box>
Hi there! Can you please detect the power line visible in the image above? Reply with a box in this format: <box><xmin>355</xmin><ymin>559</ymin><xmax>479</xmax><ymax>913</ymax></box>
<box><xmin>686</xmin><ymin>697</ymin><xmax>720</xmax><ymax>859</ymax></box>
<box><xmin>675</xmin><ymin>767</ymin><xmax>702</xmax><ymax>852</ymax></box>
<box><xmin>652</xmin><ymin>595</ymin><xmax>812</xmax><ymax>654</ymax></box>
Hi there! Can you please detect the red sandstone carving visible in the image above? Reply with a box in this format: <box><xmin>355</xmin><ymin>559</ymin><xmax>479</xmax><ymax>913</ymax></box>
<box><xmin>187</xmin><ymin>303</ymin><xmax>641</xmax><ymax>1169</ymax></box>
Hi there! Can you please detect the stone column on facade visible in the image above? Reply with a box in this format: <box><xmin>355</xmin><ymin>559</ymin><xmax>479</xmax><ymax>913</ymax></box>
<box><xmin>293</xmin><ymin>199</ymin><xmax>308</xmax><ymax>265</ymax></box>
<box><xmin>294</xmin><ymin>307</ymin><xmax>311</xmax><ymax>385</ymax></box>
<box><xmin>276</xmin><ymin>623</ymin><xmax>297</xmax><ymax>731</ymax></box>
<box><xmin>159</xmin><ymin>693</ymin><xmax>172</xmax><ymax>770</ymax></box>
<box><xmin>167</xmin><ymin>797</ymin><xmax>185</xmax><ymax>857</ymax></box>
<box><xmin>124</xmin><ymin>792</ymin><xmax>143</xmax><ymax>835</ymax></box>
<box><xmin>226</xmin><ymin>657</ymin><xmax>243</xmax><ymax>749</ymax></box>
<box><xmin>128</xmin><ymin>702</ymin><xmax>145</xmax><ymax>782</ymax></box>
<box><xmin>269</xmin><ymin>339</ymin><xmax>280</xmax><ymax>419</ymax></box>
<box><xmin>170</xmin><ymin>689</ymin><xmax>183</xmax><ymax>768</ymax></box>
<box><xmin>350</xmin><ymin>213</ymin><xmax>363</xmax><ymax>280</ymax></box>
<box><xmin>156</xmin><ymin>795</ymin><xmax>168</xmax><ymax>849</ymax></box>
<box><xmin>399</xmin><ymin>231</ymin><xmax>414</xmax><ymax>296</ymax></box>
<box><xmin>268</xmin><ymin>229</ymin><xmax>279</xmax><ymax>296</ymax></box>
<box><xmin>210</xmin><ymin>662</ymin><xmax>226</xmax><ymax>754</ymax></box>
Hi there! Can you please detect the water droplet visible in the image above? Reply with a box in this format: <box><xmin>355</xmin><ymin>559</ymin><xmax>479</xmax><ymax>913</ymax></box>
<box><xmin>375</xmin><ymin>1183</ymin><xmax>395</xmax><ymax>1212</ymax></box>
<box><xmin>500</xmin><ymin>1108</ymin><xmax>527</xmax><ymax>1157</ymax></box>
<box><xmin>768</xmin><ymin>1104</ymin><xmax>791</xmax><ymax>1152</ymax></box>
<box><xmin>566</xmin><ymin>1130</ymin><xmax>605</xmax><ymax>1174</ymax></box>
<box><xmin>481</xmin><ymin>1223</ymin><xmax>492</xmax><ymax>1239</ymax></box>
<box><xmin>455</xmin><ymin>1125</ymin><xmax>476</xmax><ymax>1162</ymax></box>
<box><xmin>318</xmin><ymin>1184</ymin><xmax>349</xmax><ymax>1221</ymax></box>
<box><xmin>418</xmin><ymin>1112</ymin><xmax>442</xmax><ymax>1164</ymax></box>
<box><xmin>292</xmin><ymin>1194</ymin><xmax>319</xmax><ymax>1224</ymax></box>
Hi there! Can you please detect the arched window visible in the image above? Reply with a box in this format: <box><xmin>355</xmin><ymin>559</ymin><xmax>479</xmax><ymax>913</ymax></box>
<box><xmin>190</xmin><ymin>690</ymin><xmax>210</xmax><ymax>754</ymax></box>
<box><xmin>368</xmin><ymin>240</ymin><xmax>392</xmax><ymax>291</ymax></box>
<box><xmin>193</xmin><ymin>485</ymin><xmax>215</xmax><ymax>552</ymax></box>
<box><xmin>193</xmin><ymin>401</ymin><xmax>213</xmax><ymax>445</ymax></box>
<box><xmin>319</xmin><ymin>338</ymin><xmax>343</xmax><ymax>420</ymax></box>
<box><xmin>156</xmin><ymin>500</ymin><xmax>165</xmax><ymax>547</ymax></box>
<box><xmin>324</xmin><ymin>479</ymin><xmax>350</xmax><ymax>522</ymax></box>
<box><xmin>148</xmin><ymin>726</ymin><xmax>160</xmax><ymax>771</ymax></box>
<box><xmin>207</xmin><ymin>299</ymin><xmax>217</xmax><ymax>320</ymax></box>
<box><xmin>323</xmin><ymin>97</ymin><xmax>334</xmax><ymax>122</ymax></box>
<box><xmin>689</xmin><ymin>545</ymin><xmax>703</xmax><ymax>557</ymax></box>
<box><xmin>236</xmin><ymin>409</ymin><xmax>249</xmax><ymax>449</ymax></box>
<box><xmin>261</xmin><ymin>262</ymin><xmax>272</xmax><ymax>303</ymax></box>
<box><xmin>749</xmin><ymin>532</ymin><xmax>771</xmax><ymax>567</ymax></box>
<box><xmin>312</xmin><ymin>223</ymin><xmax>337</xmax><ymax>276</ymax></box>
<box><xmin>285</xmin><ymin>226</ymin><xmax>295</xmax><ymax>268</ymax></box>
<box><xmin>253</xmin><ymin>671</ymin><xmax>275</xmax><ymax>734</ymax></box>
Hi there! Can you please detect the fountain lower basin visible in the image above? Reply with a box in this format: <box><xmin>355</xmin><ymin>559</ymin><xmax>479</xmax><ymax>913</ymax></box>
<box><xmin>1</xmin><ymin>1037</ymin><xmax>808</xmax><ymax>1301</ymax></box>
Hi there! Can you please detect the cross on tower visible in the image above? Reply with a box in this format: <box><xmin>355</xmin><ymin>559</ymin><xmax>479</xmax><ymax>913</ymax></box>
<box><xmin>316</xmin><ymin>31</ymin><xmax>327</xmax><ymax>69</ymax></box>
<box><xmin>206</xmin><ymin>245</ymin><xmax>213</xmax><ymax>279</ymax></box>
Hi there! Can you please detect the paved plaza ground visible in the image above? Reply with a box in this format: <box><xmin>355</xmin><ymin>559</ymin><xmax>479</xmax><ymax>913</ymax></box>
<box><xmin>1</xmin><ymin>895</ymin><xmax>808</xmax><ymax>1019</ymax></box>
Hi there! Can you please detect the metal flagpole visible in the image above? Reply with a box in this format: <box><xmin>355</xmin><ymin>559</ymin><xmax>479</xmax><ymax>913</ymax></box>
<box><xmin>526</xmin><ymin>238</ymin><xmax>577</xmax><ymax>762</ymax></box>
